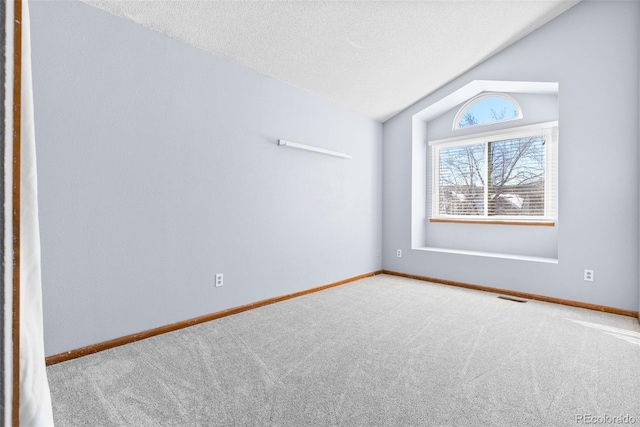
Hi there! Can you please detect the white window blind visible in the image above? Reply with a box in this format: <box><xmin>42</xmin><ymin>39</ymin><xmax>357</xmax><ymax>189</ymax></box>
<box><xmin>430</xmin><ymin>121</ymin><xmax>558</xmax><ymax>222</ymax></box>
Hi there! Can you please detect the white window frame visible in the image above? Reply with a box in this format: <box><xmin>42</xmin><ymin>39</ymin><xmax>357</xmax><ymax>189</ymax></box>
<box><xmin>430</xmin><ymin>121</ymin><xmax>558</xmax><ymax>223</ymax></box>
<box><xmin>453</xmin><ymin>92</ymin><xmax>523</xmax><ymax>130</ymax></box>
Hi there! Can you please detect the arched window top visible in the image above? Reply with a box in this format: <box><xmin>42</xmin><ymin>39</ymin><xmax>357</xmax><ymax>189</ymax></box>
<box><xmin>453</xmin><ymin>93</ymin><xmax>522</xmax><ymax>130</ymax></box>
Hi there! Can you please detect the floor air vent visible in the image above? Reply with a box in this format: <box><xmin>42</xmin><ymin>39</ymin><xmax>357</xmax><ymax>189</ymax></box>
<box><xmin>497</xmin><ymin>295</ymin><xmax>528</xmax><ymax>303</ymax></box>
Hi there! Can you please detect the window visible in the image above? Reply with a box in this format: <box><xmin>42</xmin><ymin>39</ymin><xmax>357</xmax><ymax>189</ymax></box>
<box><xmin>430</xmin><ymin>122</ymin><xmax>557</xmax><ymax>224</ymax></box>
<box><xmin>453</xmin><ymin>93</ymin><xmax>522</xmax><ymax>129</ymax></box>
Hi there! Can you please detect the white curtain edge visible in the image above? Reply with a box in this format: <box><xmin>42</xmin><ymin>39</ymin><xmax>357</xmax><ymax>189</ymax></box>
<box><xmin>18</xmin><ymin>1</ymin><xmax>54</xmax><ymax>425</ymax></box>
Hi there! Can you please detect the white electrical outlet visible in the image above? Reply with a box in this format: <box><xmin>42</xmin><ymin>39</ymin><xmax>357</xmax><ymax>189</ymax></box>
<box><xmin>584</xmin><ymin>269</ymin><xmax>594</xmax><ymax>282</ymax></box>
<box><xmin>215</xmin><ymin>273</ymin><xmax>224</xmax><ymax>287</ymax></box>
<box><xmin>397</xmin><ymin>249</ymin><xmax>402</xmax><ymax>258</ymax></box>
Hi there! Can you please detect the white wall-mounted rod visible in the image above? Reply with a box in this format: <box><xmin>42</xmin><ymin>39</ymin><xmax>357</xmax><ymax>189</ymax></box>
<box><xmin>278</xmin><ymin>139</ymin><xmax>352</xmax><ymax>159</ymax></box>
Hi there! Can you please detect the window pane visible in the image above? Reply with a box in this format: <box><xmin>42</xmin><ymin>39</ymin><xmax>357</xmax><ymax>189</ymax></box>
<box><xmin>458</xmin><ymin>97</ymin><xmax>520</xmax><ymax>128</ymax></box>
<box><xmin>438</xmin><ymin>143</ymin><xmax>485</xmax><ymax>216</ymax></box>
<box><xmin>488</xmin><ymin>136</ymin><xmax>545</xmax><ymax>216</ymax></box>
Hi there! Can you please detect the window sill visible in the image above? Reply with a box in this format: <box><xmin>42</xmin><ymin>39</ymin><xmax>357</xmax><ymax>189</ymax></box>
<box><xmin>430</xmin><ymin>218</ymin><xmax>555</xmax><ymax>227</ymax></box>
<box><xmin>414</xmin><ymin>246</ymin><xmax>558</xmax><ymax>264</ymax></box>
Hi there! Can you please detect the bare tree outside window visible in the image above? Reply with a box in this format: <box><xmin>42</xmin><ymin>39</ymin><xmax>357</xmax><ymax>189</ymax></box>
<box><xmin>439</xmin><ymin>144</ymin><xmax>484</xmax><ymax>215</ymax></box>
<box><xmin>437</xmin><ymin>132</ymin><xmax>546</xmax><ymax>217</ymax></box>
<box><xmin>461</xmin><ymin>112</ymin><xmax>478</xmax><ymax>127</ymax></box>
<box><xmin>488</xmin><ymin>136</ymin><xmax>545</xmax><ymax>216</ymax></box>
<box><xmin>456</xmin><ymin>96</ymin><xmax>521</xmax><ymax>129</ymax></box>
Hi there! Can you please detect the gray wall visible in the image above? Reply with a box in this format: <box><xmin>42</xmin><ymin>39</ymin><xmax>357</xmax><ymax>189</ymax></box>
<box><xmin>28</xmin><ymin>0</ymin><xmax>640</xmax><ymax>357</ymax></box>
<box><xmin>383</xmin><ymin>0</ymin><xmax>640</xmax><ymax>311</ymax></box>
<box><xmin>31</xmin><ymin>1</ymin><xmax>382</xmax><ymax>356</ymax></box>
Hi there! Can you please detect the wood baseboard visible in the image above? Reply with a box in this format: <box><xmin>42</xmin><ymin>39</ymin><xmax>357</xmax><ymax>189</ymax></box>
<box><xmin>45</xmin><ymin>271</ymin><xmax>383</xmax><ymax>366</ymax></box>
<box><xmin>46</xmin><ymin>268</ymin><xmax>640</xmax><ymax>366</ymax></box>
<box><xmin>382</xmin><ymin>270</ymin><xmax>640</xmax><ymax>319</ymax></box>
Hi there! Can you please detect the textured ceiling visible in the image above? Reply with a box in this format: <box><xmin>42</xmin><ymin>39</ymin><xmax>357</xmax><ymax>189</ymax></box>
<box><xmin>81</xmin><ymin>0</ymin><xmax>580</xmax><ymax>122</ymax></box>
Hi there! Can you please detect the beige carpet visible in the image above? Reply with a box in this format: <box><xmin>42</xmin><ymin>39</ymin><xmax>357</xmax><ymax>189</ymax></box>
<box><xmin>47</xmin><ymin>274</ymin><xmax>640</xmax><ymax>426</ymax></box>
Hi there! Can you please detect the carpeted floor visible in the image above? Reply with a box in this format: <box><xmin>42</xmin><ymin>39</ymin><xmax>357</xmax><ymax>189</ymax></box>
<box><xmin>46</xmin><ymin>274</ymin><xmax>640</xmax><ymax>426</ymax></box>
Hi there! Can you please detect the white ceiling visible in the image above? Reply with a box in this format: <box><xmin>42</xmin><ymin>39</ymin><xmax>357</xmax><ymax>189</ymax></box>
<box><xmin>81</xmin><ymin>0</ymin><xmax>580</xmax><ymax>122</ymax></box>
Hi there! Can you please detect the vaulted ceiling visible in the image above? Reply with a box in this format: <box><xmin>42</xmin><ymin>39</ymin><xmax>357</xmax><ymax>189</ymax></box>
<box><xmin>82</xmin><ymin>1</ymin><xmax>580</xmax><ymax>122</ymax></box>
